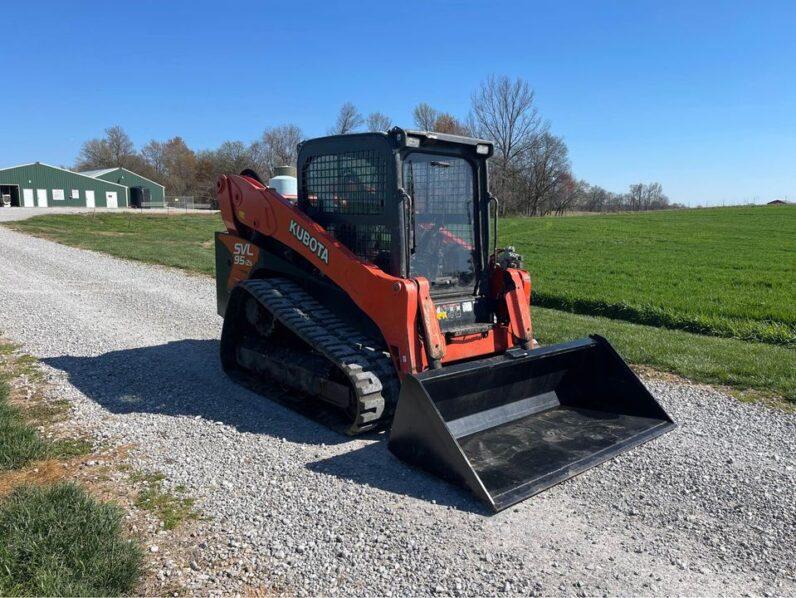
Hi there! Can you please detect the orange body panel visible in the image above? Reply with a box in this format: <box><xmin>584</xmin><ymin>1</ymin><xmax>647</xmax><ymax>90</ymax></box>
<box><xmin>217</xmin><ymin>174</ymin><xmax>533</xmax><ymax>377</ymax></box>
<box><xmin>217</xmin><ymin>235</ymin><xmax>261</xmax><ymax>290</ymax></box>
<box><xmin>504</xmin><ymin>269</ymin><xmax>533</xmax><ymax>346</ymax></box>
<box><xmin>415</xmin><ymin>278</ymin><xmax>446</xmax><ymax>366</ymax></box>
<box><xmin>441</xmin><ymin>328</ymin><xmax>512</xmax><ymax>363</ymax></box>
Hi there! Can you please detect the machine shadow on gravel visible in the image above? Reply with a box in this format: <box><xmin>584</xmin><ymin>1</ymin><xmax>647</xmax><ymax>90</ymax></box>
<box><xmin>44</xmin><ymin>339</ymin><xmax>358</xmax><ymax>446</ymax></box>
<box><xmin>45</xmin><ymin>340</ymin><xmax>497</xmax><ymax>510</ymax></box>
<box><xmin>306</xmin><ymin>444</ymin><xmax>491</xmax><ymax>514</ymax></box>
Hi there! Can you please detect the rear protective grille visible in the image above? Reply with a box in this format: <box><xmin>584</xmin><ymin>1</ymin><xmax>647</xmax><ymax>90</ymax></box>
<box><xmin>302</xmin><ymin>151</ymin><xmax>386</xmax><ymax>216</ymax></box>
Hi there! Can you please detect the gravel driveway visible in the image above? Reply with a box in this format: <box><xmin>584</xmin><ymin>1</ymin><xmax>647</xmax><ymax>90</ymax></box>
<box><xmin>0</xmin><ymin>220</ymin><xmax>793</xmax><ymax>596</ymax></box>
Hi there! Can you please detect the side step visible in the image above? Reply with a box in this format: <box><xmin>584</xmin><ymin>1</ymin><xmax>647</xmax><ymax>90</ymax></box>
<box><xmin>388</xmin><ymin>336</ymin><xmax>675</xmax><ymax>511</ymax></box>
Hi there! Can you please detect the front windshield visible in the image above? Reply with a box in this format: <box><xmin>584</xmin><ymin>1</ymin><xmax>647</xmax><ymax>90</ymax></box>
<box><xmin>403</xmin><ymin>152</ymin><xmax>476</xmax><ymax>291</ymax></box>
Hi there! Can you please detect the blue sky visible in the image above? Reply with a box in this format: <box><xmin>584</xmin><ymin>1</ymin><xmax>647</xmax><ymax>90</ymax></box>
<box><xmin>2</xmin><ymin>0</ymin><xmax>794</xmax><ymax>205</ymax></box>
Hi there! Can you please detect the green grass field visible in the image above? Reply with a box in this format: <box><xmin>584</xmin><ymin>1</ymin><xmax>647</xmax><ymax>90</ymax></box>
<box><xmin>534</xmin><ymin>306</ymin><xmax>795</xmax><ymax>404</ymax></box>
<box><xmin>502</xmin><ymin>206</ymin><xmax>796</xmax><ymax>347</ymax></box>
<box><xmin>8</xmin><ymin>212</ymin><xmax>225</xmax><ymax>275</ymax></box>
<box><xmin>6</xmin><ymin>208</ymin><xmax>795</xmax><ymax>403</ymax></box>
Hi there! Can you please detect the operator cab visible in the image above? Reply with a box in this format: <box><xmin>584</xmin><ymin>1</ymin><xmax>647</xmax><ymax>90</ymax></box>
<box><xmin>297</xmin><ymin>127</ymin><xmax>494</xmax><ymax>308</ymax></box>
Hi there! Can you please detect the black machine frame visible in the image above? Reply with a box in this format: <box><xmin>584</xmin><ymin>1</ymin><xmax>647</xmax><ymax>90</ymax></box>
<box><xmin>297</xmin><ymin>128</ymin><xmax>495</xmax><ymax>298</ymax></box>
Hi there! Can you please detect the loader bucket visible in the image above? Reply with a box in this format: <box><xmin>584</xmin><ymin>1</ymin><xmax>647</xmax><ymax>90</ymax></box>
<box><xmin>388</xmin><ymin>336</ymin><xmax>674</xmax><ymax>512</ymax></box>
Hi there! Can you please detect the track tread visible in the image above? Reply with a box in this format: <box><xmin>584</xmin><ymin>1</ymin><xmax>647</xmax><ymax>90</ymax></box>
<box><xmin>236</xmin><ymin>278</ymin><xmax>399</xmax><ymax>434</ymax></box>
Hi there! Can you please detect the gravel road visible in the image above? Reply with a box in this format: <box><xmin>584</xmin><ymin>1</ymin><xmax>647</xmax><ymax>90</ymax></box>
<box><xmin>0</xmin><ymin>218</ymin><xmax>794</xmax><ymax>596</ymax></box>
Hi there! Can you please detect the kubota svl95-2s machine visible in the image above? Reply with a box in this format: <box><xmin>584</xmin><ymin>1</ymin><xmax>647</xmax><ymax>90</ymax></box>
<box><xmin>215</xmin><ymin>128</ymin><xmax>674</xmax><ymax>511</ymax></box>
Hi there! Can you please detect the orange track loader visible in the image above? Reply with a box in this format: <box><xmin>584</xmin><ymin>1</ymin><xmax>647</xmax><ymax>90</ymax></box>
<box><xmin>215</xmin><ymin>128</ymin><xmax>674</xmax><ymax>511</ymax></box>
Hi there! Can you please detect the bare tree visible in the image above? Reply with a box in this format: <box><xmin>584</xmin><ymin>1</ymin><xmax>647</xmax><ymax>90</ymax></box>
<box><xmin>469</xmin><ymin>76</ymin><xmax>544</xmax><ymax>171</ymax></box>
<box><xmin>628</xmin><ymin>183</ymin><xmax>644</xmax><ymax>211</ymax></box>
<box><xmin>75</xmin><ymin>139</ymin><xmax>112</xmax><ymax>170</ymax></box>
<box><xmin>366</xmin><ymin>112</ymin><xmax>392</xmax><ymax>132</ymax></box>
<box><xmin>624</xmin><ymin>182</ymin><xmax>669</xmax><ymax>211</ymax></box>
<box><xmin>250</xmin><ymin>124</ymin><xmax>303</xmax><ymax>179</ymax></box>
<box><xmin>575</xmin><ymin>183</ymin><xmax>607</xmax><ymax>212</ymax></box>
<box><xmin>262</xmin><ymin>124</ymin><xmax>302</xmax><ymax>166</ymax></box>
<box><xmin>413</xmin><ymin>103</ymin><xmax>439</xmax><ymax>130</ymax></box>
<box><xmin>433</xmin><ymin>113</ymin><xmax>470</xmax><ymax>135</ymax></box>
<box><xmin>469</xmin><ymin>76</ymin><xmax>547</xmax><ymax>214</ymax></box>
<box><xmin>105</xmin><ymin>126</ymin><xmax>135</xmax><ymax>165</ymax></box>
<box><xmin>549</xmin><ymin>173</ymin><xmax>578</xmax><ymax>216</ymax></box>
<box><xmin>192</xmin><ymin>152</ymin><xmax>219</xmax><ymax>200</ymax></box>
<box><xmin>140</xmin><ymin>140</ymin><xmax>166</xmax><ymax>176</ymax></box>
<box><xmin>520</xmin><ymin>132</ymin><xmax>571</xmax><ymax>216</ymax></box>
<box><xmin>329</xmin><ymin>102</ymin><xmax>364</xmax><ymax>135</ymax></box>
<box><xmin>643</xmin><ymin>182</ymin><xmax>667</xmax><ymax>209</ymax></box>
<box><xmin>75</xmin><ymin>125</ymin><xmax>137</xmax><ymax>170</ymax></box>
<box><xmin>184</xmin><ymin>140</ymin><xmax>253</xmax><ymax>199</ymax></box>
<box><xmin>607</xmin><ymin>191</ymin><xmax>624</xmax><ymax>212</ymax></box>
<box><xmin>410</xmin><ymin>103</ymin><xmax>471</xmax><ymax>134</ymax></box>
<box><xmin>141</xmin><ymin>136</ymin><xmax>196</xmax><ymax>196</ymax></box>
<box><xmin>213</xmin><ymin>141</ymin><xmax>254</xmax><ymax>175</ymax></box>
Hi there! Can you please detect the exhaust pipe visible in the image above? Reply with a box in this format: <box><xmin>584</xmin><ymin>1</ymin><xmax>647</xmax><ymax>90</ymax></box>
<box><xmin>388</xmin><ymin>336</ymin><xmax>675</xmax><ymax>512</ymax></box>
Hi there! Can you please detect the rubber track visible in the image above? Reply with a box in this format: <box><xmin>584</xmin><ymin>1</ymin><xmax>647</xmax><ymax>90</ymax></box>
<box><xmin>238</xmin><ymin>278</ymin><xmax>399</xmax><ymax>434</ymax></box>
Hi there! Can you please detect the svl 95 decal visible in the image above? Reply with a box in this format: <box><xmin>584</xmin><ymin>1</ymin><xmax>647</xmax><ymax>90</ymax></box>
<box><xmin>220</xmin><ymin>235</ymin><xmax>261</xmax><ymax>290</ymax></box>
<box><xmin>233</xmin><ymin>242</ymin><xmax>255</xmax><ymax>266</ymax></box>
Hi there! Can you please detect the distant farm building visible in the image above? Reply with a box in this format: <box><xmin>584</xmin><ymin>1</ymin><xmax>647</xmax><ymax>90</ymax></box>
<box><xmin>0</xmin><ymin>162</ymin><xmax>165</xmax><ymax>208</ymax></box>
<box><xmin>767</xmin><ymin>199</ymin><xmax>790</xmax><ymax>205</ymax></box>
<box><xmin>79</xmin><ymin>167</ymin><xmax>165</xmax><ymax>207</ymax></box>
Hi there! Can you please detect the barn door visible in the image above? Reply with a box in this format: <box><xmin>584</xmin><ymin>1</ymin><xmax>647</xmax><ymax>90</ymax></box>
<box><xmin>105</xmin><ymin>191</ymin><xmax>118</xmax><ymax>208</ymax></box>
<box><xmin>36</xmin><ymin>189</ymin><xmax>48</xmax><ymax>207</ymax></box>
<box><xmin>23</xmin><ymin>188</ymin><xmax>34</xmax><ymax>207</ymax></box>
<box><xmin>85</xmin><ymin>190</ymin><xmax>95</xmax><ymax>208</ymax></box>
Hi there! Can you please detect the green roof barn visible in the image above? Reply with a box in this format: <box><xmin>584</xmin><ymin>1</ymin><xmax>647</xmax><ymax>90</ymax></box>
<box><xmin>79</xmin><ymin>167</ymin><xmax>165</xmax><ymax>207</ymax></box>
<box><xmin>0</xmin><ymin>162</ymin><xmax>167</xmax><ymax>209</ymax></box>
<box><xmin>0</xmin><ymin>162</ymin><xmax>129</xmax><ymax>208</ymax></box>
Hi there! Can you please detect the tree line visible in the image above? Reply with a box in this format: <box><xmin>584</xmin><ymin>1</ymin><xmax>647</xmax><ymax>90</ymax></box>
<box><xmin>74</xmin><ymin>75</ymin><xmax>682</xmax><ymax>214</ymax></box>
<box><xmin>75</xmin><ymin>125</ymin><xmax>302</xmax><ymax>202</ymax></box>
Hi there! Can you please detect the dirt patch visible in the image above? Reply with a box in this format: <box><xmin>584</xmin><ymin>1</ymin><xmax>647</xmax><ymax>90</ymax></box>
<box><xmin>0</xmin><ymin>458</ymin><xmax>77</xmax><ymax>497</ymax></box>
<box><xmin>633</xmin><ymin>364</ymin><xmax>695</xmax><ymax>385</ymax></box>
<box><xmin>95</xmin><ymin>230</ymin><xmax>132</xmax><ymax>237</ymax></box>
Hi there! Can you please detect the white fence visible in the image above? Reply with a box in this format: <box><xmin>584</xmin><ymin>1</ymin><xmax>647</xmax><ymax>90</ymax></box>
<box><xmin>150</xmin><ymin>196</ymin><xmax>218</xmax><ymax>212</ymax></box>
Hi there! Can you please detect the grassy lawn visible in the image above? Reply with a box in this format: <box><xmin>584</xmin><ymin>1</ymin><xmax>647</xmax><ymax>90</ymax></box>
<box><xmin>535</xmin><ymin>307</ymin><xmax>795</xmax><ymax>403</ymax></box>
<box><xmin>8</xmin><ymin>212</ymin><xmax>225</xmax><ymax>275</ymax></box>
<box><xmin>0</xmin><ymin>483</ymin><xmax>142</xmax><ymax>596</ymax></box>
<box><xmin>0</xmin><ymin>379</ymin><xmax>48</xmax><ymax>471</ymax></box>
<box><xmin>502</xmin><ymin>206</ymin><xmax>796</xmax><ymax>347</ymax></box>
<box><xmin>5</xmin><ymin>211</ymin><xmax>795</xmax><ymax>403</ymax></box>
<box><xmin>0</xmin><ymin>342</ymin><xmax>142</xmax><ymax>595</ymax></box>
<box><xmin>0</xmin><ymin>343</ymin><xmax>91</xmax><ymax>470</ymax></box>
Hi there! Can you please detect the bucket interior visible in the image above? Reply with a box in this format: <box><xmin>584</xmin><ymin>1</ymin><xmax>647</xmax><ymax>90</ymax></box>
<box><xmin>405</xmin><ymin>338</ymin><xmax>674</xmax><ymax>510</ymax></box>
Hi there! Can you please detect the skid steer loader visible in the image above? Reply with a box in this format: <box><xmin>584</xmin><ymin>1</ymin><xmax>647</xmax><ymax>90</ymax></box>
<box><xmin>215</xmin><ymin>128</ymin><xmax>674</xmax><ymax>511</ymax></box>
